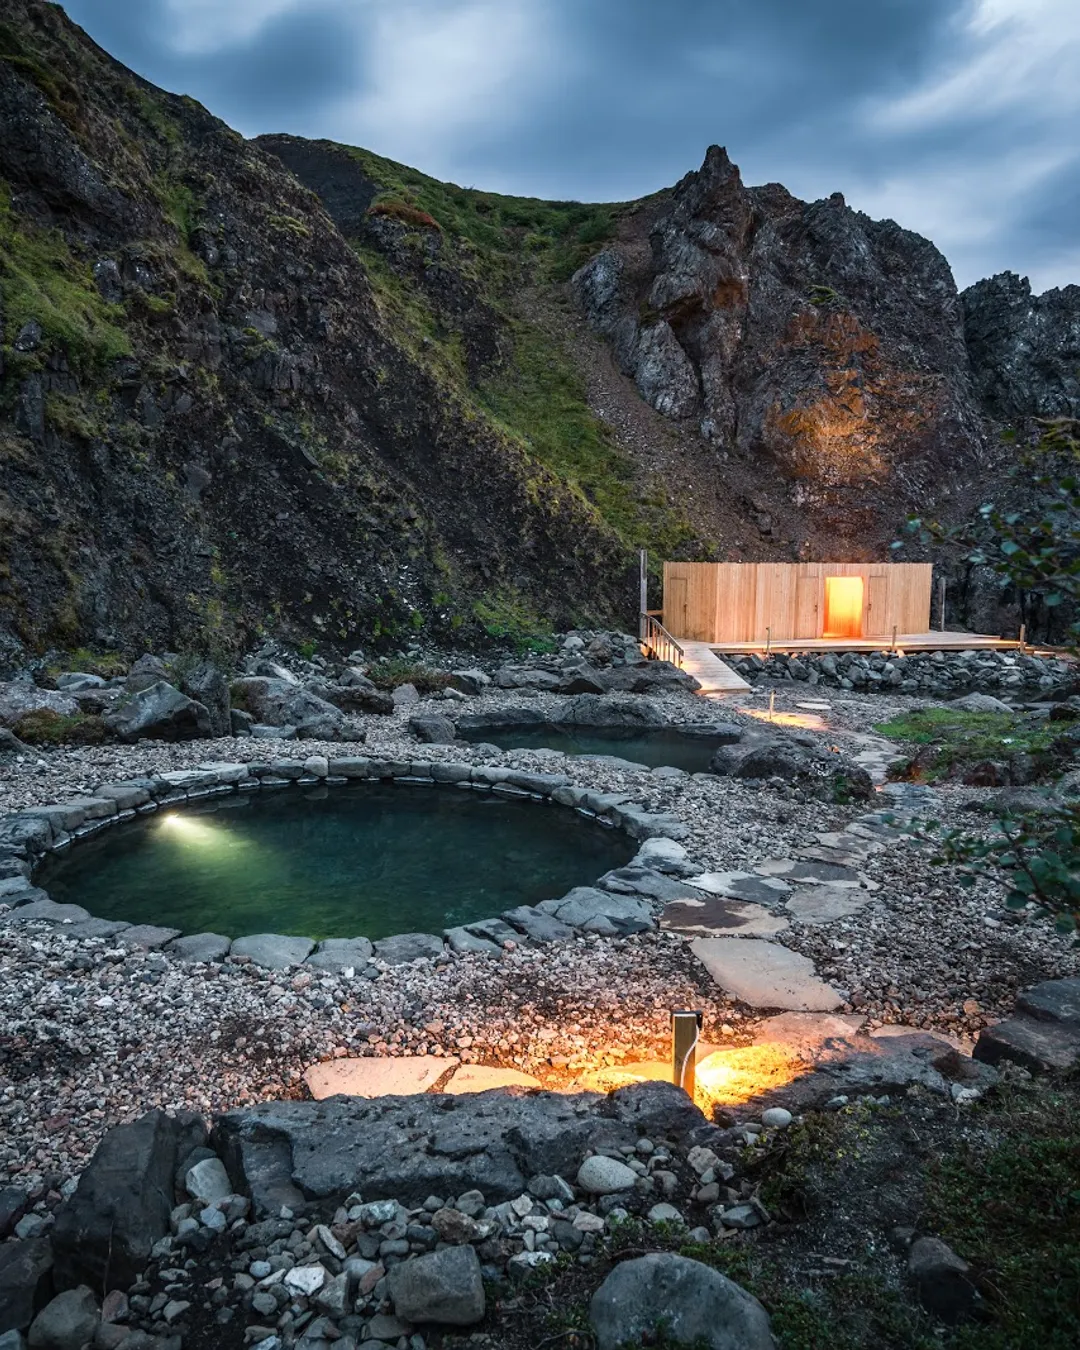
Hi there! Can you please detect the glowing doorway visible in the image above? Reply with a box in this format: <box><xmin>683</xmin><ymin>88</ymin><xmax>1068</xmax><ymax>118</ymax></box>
<box><xmin>823</xmin><ymin>576</ymin><xmax>864</xmax><ymax>638</ymax></box>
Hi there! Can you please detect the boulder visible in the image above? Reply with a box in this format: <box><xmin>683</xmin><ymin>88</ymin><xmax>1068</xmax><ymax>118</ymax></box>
<box><xmin>392</xmin><ymin>683</ymin><xmax>421</xmax><ymax>708</ymax></box>
<box><xmin>0</xmin><ymin>728</ymin><xmax>30</xmax><ymax>756</ymax></box>
<box><xmin>501</xmin><ymin>906</ymin><xmax>576</xmax><ymax>943</ymax></box>
<box><xmin>104</xmin><ymin>683</ymin><xmax>212</xmax><ymax>743</ymax></box>
<box><xmin>214</xmin><ymin>1081</ymin><xmax>708</xmax><ymax>1215</ymax></box>
<box><xmin>577</xmin><ymin>1155</ymin><xmax>638</xmax><ymax>1194</ymax></box>
<box><xmin>185</xmin><ymin>1157</ymin><xmax>232</xmax><ymax>1204</ymax></box>
<box><xmin>908</xmin><ymin>1236</ymin><xmax>979</xmax><ymax>1322</ymax></box>
<box><xmin>387</xmin><ymin>1246</ymin><xmax>485</xmax><ymax>1326</ymax></box>
<box><xmin>229</xmin><ymin>678</ymin><xmax>363</xmax><ymax>741</ymax></box>
<box><xmin>51</xmin><ymin>1111</ymin><xmax>206</xmax><ymax>1292</ymax></box>
<box><xmin>455</xmin><ymin>706</ymin><xmax>546</xmax><ymax>731</ymax></box>
<box><xmin>165</xmin><ymin>933</ymin><xmax>231</xmax><ymax>963</ymax></box>
<box><xmin>564</xmin><ymin>694</ymin><xmax>666</xmax><ymax>727</ymax></box>
<box><xmin>540</xmin><ymin>888</ymin><xmax>654</xmax><ymax>934</ymax></box>
<box><xmin>0</xmin><ymin>683</ymin><xmax>78</xmax><ymax>728</ymax></box>
<box><xmin>307</xmin><ymin>672</ymin><xmax>393</xmax><ymax>716</ymax></box>
<box><xmin>450</xmin><ymin>669</ymin><xmax>490</xmax><ymax>695</ymax></box>
<box><xmin>124</xmin><ymin>655</ymin><xmax>168</xmax><ymax>693</ymax></box>
<box><xmin>951</xmin><ymin>692</ymin><xmax>1012</xmax><ymax>714</ymax></box>
<box><xmin>305</xmin><ymin>937</ymin><xmax>374</xmax><ymax>972</ymax></box>
<box><xmin>0</xmin><ymin>1239</ymin><xmax>53</xmax><ymax>1335</ymax></box>
<box><xmin>230</xmin><ymin>708</ymin><xmax>254</xmax><ymax>736</ymax></box>
<box><xmin>177</xmin><ymin>662</ymin><xmax>231</xmax><ymax>738</ymax></box>
<box><xmin>589</xmin><ymin>1252</ymin><xmax>776</xmax><ymax>1349</ymax></box>
<box><xmin>409</xmin><ymin>714</ymin><xmax>456</xmax><ymax>744</ymax></box>
<box><xmin>27</xmin><ymin>1288</ymin><xmax>100</xmax><ymax>1350</ymax></box>
<box><xmin>54</xmin><ymin>673</ymin><xmax>105</xmax><ymax>691</ymax></box>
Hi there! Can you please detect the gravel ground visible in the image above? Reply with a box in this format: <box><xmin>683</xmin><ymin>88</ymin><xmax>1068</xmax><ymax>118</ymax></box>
<box><xmin>3</xmin><ymin>684</ymin><xmax>1078</xmax><ymax>1195</ymax></box>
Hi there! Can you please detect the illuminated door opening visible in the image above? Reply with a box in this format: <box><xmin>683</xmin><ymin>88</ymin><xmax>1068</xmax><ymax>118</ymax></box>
<box><xmin>823</xmin><ymin>576</ymin><xmax>864</xmax><ymax>639</ymax></box>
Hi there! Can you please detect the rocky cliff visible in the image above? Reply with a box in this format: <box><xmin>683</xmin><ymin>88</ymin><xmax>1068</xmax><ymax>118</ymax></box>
<box><xmin>0</xmin><ymin>1</ymin><xmax>1075</xmax><ymax>664</ymax></box>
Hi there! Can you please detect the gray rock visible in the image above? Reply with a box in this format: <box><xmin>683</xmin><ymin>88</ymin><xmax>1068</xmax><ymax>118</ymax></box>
<box><xmin>373</xmin><ymin>933</ymin><xmax>444</xmax><ymax>964</ymax></box>
<box><xmin>54</xmin><ymin>673</ymin><xmax>105</xmax><ymax>692</ymax></box>
<box><xmin>230</xmin><ymin>678</ymin><xmax>362</xmax><ymax>741</ymax></box>
<box><xmin>0</xmin><ymin>898</ymin><xmax>91</xmax><ymax>927</ymax></box>
<box><xmin>230</xmin><ymin>934</ymin><xmax>315</xmax><ymax>970</ymax></box>
<box><xmin>165</xmin><ymin>933</ymin><xmax>231</xmax><ymax>963</ymax></box>
<box><xmin>1017</xmin><ymin>976</ymin><xmax>1080</xmax><ymax>1027</ymax></box>
<box><xmin>52</xmin><ymin>1111</ymin><xmax>206</xmax><ymax>1292</ymax></box>
<box><xmin>310</xmin><ymin>669</ymin><xmax>394</xmax><ymax>715</ymax></box>
<box><xmin>118</xmin><ymin>925</ymin><xmax>182</xmax><ymax>951</ymax></box>
<box><xmin>216</xmin><ymin>1081</ymin><xmax>707</xmax><ymax>1215</ymax></box>
<box><xmin>450</xmin><ymin>670</ymin><xmax>490</xmax><ymax>695</ymax></box>
<box><xmin>185</xmin><ymin>1157</ymin><xmax>232</xmax><ymax>1204</ymax></box>
<box><xmin>27</xmin><ymin>1289</ymin><xmax>99</xmax><ymax>1350</ymax></box>
<box><xmin>501</xmin><ymin>906</ymin><xmax>576</xmax><ymax>943</ymax></box>
<box><xmin>540</xmin><ymin>888</ymin><xmax>654</xmax><ymax>934</ymax></box>
<box><xmin>950</xmin><ymin>692</ymin><xmax>1012</xmax><ymax>714</ymax></box>
<box><xmin>589</xmin><ymin>1252</ymin><xmax>775</xmax><ymax>1350</ymax></box>
<box><xmin>0</xmin><ymin>1329</ymin><xmax>27</xmax><ymax>1350</ymax></box>
<box><xmin>908</xmin><ymin>1236</ymin><xmax>979</xmax><ymax>1322</ymax></box>
<box><xmin>408</xmin><ymin>714</ymin><xmax>456</xmax><ymax>744</ymax></box>
<box><xmin>443</xmin><ymin>926</ymin><xmax>502</xmax><ymax>955</ymax></box>
<box><xmin>124</xmin><ymin>655</ymin><xmax>168</xmax><ymax>692</ymax></box>
<box><xmin>392</xmin><ymin>683</ymin><xmax>420</xmax><ymax>708</ymax></box>
<box><xmin>178</xmin><ymin>662</ymin><xmax>231</xmax><ymax>738</ymax></box>
<box><xmin>0</xmin><ymin>683</ymin><xmax>79</xmax><ymax>729</ymax></box>
<box><xmin>105</xmin><ymin>682</ymin><xmax>212</xmax><ymax>743</ymax></box>
<box><xmin>305</xmin><ymin>937</ymin><xmax>374</xmax><ymax>972</ymax></box>
<box><xmin>973</xmin><ymin>1016</ymin><xmax>1080</xmax><ymax>1073</ymax></box>
<box><xmin>0</xmin><ymin>1239</ymin><xmax>53</xmax><ymax>1337</ymax></box>
<box><xmin>577</xmin><ymin>1155</ymin><xmax>637</xmax><ymax>1195</ymax></box>
<box><xmin>0</xmin><ymin>1189</ymin><xmax>27</xmax><ymax>1241</ymax></box>
<box><xmin>386</xmin><ymin>1246</ymin><xmax>485</xmax><ymax>1326</ymax></box>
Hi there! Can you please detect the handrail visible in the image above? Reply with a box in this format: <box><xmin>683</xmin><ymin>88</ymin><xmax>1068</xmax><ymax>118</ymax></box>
<box><xmin>640</xmin><ymin>612</ymin><xmax>684</xmax><ymax>669</ymax></box>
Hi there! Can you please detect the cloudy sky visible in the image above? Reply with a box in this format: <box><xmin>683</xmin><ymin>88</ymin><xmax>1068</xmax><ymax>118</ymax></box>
<box><xmin>59</xmin><ymin>0</ymin><xmax>1080</xmax><ymax>292</ymax></box>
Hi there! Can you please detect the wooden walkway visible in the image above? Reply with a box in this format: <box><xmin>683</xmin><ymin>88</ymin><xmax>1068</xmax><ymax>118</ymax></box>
<box><xmin>680</xmin><ymin>640</ymin><xmax>750</xmax><ymax>695</ymax></box>
<box><xmin>710</xmin><ymin>631</ymin><xmax>1028</xmax><ymax>656</ymax></box>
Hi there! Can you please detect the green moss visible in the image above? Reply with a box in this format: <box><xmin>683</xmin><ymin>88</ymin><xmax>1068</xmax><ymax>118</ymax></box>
<box><xmin>0</xmin><ymin>20</ymin><xmax>84</xmax><ymax>131</ymax></box>
<box><xmin>874</xmin><ymin>707</ymin><xmax>1058</xmax><ymax>781</ymax></box>
<box><xmin>0</xmin><ymin>184</ymin><xmax>131</xmax><ymax>374</ymax></box>
<box><xmin>472</xmin><ymin>592</ymin><xmax>558</xmax><ymax>653</ymax></box>
<box><xmin>366</xmin><ymin>659</ymin><xmax>452</xmax><ymax>694</ymax></box>
<box><xmin>44</xmin><ymin>392</ymin><xmax>105</xmax><ymax>441</ymax></box>
<box><xmin>11</xmin><ymin>709</ymin><xmax>106</xmax><ymax>746</ymax></box>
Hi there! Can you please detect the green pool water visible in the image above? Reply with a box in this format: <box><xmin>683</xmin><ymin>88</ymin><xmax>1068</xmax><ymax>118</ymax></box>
<box><xmin>39</xmin><ymin>783</ymin><xmax>635</xmax><ymax>940</ymax></box>
<box><xmin>459</xmin><ymin>724</ymin><xmax>722</xmax><ymax>772</ymax></box>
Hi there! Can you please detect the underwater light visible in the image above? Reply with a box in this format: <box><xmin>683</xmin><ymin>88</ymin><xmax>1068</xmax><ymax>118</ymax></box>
<box><xmin>158</xmin><ymin>813</ymin><xmax>220</xmax><ymax>842</ymax></box>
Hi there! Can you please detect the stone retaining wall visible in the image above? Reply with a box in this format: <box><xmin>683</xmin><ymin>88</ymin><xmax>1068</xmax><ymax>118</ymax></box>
<box><xmin>0</xmin><ymin>757</ymin><xmax>699</xmax><ymax>972</ymax></box>
<box><xmin>730</xmin><ymin>648</ymin><xmax>1076</xmax><ymax>697</ymax></box>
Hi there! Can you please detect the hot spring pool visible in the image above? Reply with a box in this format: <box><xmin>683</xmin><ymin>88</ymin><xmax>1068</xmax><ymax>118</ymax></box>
<box><xmin>38</xmin><ymin>783</ymin><xmax>635</xmax><ymax>940</ymax></box>
<box><xmin>458</xmin><ymin>724</ymin><xmax>724</xmax><ymax>773</ymax></box>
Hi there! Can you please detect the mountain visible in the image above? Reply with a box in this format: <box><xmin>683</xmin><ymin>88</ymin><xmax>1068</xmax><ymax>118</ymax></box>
<box><xmin>1</xmin><ymin>0</ymin><xmax>1077</xmax><ymax>663</ymax></box>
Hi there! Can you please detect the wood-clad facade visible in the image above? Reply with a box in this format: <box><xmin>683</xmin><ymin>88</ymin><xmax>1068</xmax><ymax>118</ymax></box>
<box><xmin>661</xmin><ymin>562</ymin><xmax>934</xmax><ymax>645</ymax></box>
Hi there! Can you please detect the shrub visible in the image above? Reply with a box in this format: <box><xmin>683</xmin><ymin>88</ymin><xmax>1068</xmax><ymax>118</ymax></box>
<box><xmin>367</xmin><ymin>200</ymin><xmax>441</xmax><ymax>232</ymax></box>
<box><xmin>366</xmin><ymin>659</ymin><xmax>452</xmax><ymax>694</ymax></box>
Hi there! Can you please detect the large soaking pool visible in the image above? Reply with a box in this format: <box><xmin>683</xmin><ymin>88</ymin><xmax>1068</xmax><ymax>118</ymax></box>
<box><xmin>39</xmin><ymin>783</ymin><xmax>636</xmax><ymax>940</ymax></box>
<box><xmin>458</xmin><ymin>724</ymin><xmax>727</xmax><ymax>773</ymax></box>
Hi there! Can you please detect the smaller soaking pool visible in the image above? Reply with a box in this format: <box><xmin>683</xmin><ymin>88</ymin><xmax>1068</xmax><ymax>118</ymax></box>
<box><xmin>39</xmin><ymin>783</ymin><xmax>636</xmax><ymax>940</ymax></box>
<box><xmin>458</xmin><ymin>724</ymin><xmax>728</xmax><ymax>773</ymax></box>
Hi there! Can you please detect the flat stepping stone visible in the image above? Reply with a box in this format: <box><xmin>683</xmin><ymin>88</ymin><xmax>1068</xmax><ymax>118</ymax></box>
<box><xmin>231</xmin><ymin>933</ymin><xmax>315</xmax><ymax>968</ymax></box>
<box><xmin>65</xmin><ymin>918</ymin><xmax>132</xmax><ymax>940</ymax></box>
<box><xmin>785</xmin><ymin>887</ymin><xmax>871</xmax><ymax>925</ymax></box>
<box><xmin>661</xmin><ymin>896</ymin><xmax>789</xmax><ymax>937</ymax></box>
<box><xmin>752</xmin><ymin>1011</ymin><xmax>865</xmax><ymax>1048</ymax></box>
<box><xmin>166</xmin><ymin>932</ymin><xmax>232</xmax><ymax>962</ymax></box>
<box><xmin>690</xmin><ymin>938</ymin><xmax>842</xmax><ymax>1011</ymax></box>
<box><xmin>974</xmin><ymin>1017</ymin><xmax>1080</xmax><ymax>1074</ymax></box>
<box><xmin>794</xmin><ymin>846</ymin><xmax>876</xmax><ymax>868</ymax></box>
<box><xmin>755</xmin><ymin>859</ymin><xmax>873</xmax><ymax>889</ymax></box>
<box><xmin>815</xmin><ymin>831</ymin><xmax>884</xmax><ymax>854</ymax></box>
<box><xmin>304</xmin><ymin>1055</ymin><xmax>458</xmax><ymax>1100</ymax></box>
<box><xmin>685</xmin><ymin>871</ymin><xmax>792</xmax><ymax>904</ymax></box>
<box><xmin>306</xmin><ymin>937</ymin><xmax>374</xmax><ymax>971</ymax></box>
<box><xmin>444</xmin><ymin>1065</ymin><xmax>541</xmax><ymax>1093</ymax></box>
<box><xmin>598</xmin><ymin>867</ymin><xmax>709</xmax><ymax>903</ymax></box>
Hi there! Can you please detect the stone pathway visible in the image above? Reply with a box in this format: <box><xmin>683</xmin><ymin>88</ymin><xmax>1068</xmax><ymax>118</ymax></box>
<box><xmin>662</xmin><ymin>783</ymin><xmax>938</xmax><ymax>1013</ymax></box>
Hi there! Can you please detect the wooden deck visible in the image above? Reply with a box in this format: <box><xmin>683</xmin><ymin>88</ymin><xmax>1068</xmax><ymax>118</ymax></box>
<box><xmin>679</xmin><ymin>640</ymin><xmax>751</xmax><ymax>695</ymax></box>
<box><xmin>709</xmin><ymin>630</ymin><xmax>1032</xmax><ymax>656</ymax></box>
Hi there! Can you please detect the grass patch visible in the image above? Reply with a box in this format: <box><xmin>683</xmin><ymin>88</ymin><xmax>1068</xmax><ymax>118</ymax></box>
<box><xmin>874</xmin><ymin>708</ymin><xmax>1058</xmax><ymax>782</ymax></box>
<box><xmin>472</xmin><ymin>592</ymin><xmax>558</xmax><ymax>654</ymax></box>
<box><xmin>0</xmin><ymin>183</ymin><xmax>131</xmax><ymax>375</ymax></box>
<box><xmin>365</xmin><ymin>659</ymin><xmax>452</xmax><ymax>694</ymax></box>
<box><xmin>11</xmin><ymin>709</ymin><xmax>106</xmax><ymax>746</ymax></box>
<box><xmin>924</xmin><ymin>1081</ymin><xmax>1080</xmax><ymax>1349</ymax></box>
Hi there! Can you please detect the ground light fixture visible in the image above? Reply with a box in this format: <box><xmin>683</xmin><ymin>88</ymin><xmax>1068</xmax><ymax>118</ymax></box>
<box><xmin>671</xmin><ymin>1010</ymin><xmax>702</xmax><ymax>1097</ymax></box>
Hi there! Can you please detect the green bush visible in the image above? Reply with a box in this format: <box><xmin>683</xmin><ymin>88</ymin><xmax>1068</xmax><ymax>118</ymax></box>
<box><xmin>365</xmin><ymin>659</ymin><xmax>452</xmax><ymax>694</ymax></box>
<box><xmin>12</xmin><ymin>709</ymin><xmax>106</xmax><ymax>745</ymax></box>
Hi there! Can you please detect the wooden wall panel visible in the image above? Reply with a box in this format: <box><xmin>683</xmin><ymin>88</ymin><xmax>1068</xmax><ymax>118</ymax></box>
<box><xmin>662</xmin><ymin>562</ymin><xmax>933</xmax><ymax>643</ymax></box>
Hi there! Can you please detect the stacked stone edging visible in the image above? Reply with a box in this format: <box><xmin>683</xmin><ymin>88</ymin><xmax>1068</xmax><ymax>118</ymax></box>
<box><xmin>730</xmin><ymin>647</ymin><xmax>1076</xmax><ymax>697</ymax></box>
<box><xmin>0</xmin><ymin>756</ymin><xmax>700</xmax><ymax>972</ymax></box>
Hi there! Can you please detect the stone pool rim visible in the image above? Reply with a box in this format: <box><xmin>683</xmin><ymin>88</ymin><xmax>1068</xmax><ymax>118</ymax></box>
<box><xmin>0</xmin><ymin>754</ymin><xmax>699</xmax><ymax>971</ymax></box>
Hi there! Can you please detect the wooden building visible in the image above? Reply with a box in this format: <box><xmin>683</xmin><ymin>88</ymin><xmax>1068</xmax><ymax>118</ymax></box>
<box><xmin>662</xmin><ymin>561</ymin><xmax>934</xmax><ymax>647</ymax></box>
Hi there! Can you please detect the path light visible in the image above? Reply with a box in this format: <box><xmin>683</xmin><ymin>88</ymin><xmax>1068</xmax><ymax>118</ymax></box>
<box><xmin>671</xmin><ymin>1010</ymin><xmax>702</xmax><ymax>1097</ymax></box>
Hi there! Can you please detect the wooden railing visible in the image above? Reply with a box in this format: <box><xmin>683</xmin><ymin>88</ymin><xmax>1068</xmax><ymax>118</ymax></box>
<box><xmin>640</xmin><ymin>612</ymin><xmax>684</xmax><ymax>668</ymax></box>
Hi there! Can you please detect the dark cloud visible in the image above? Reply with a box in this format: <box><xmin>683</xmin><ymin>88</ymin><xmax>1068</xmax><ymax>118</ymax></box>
<box><xmin>55</xmin><ymin>0</ymin><xmax>1080</xmax><ymax>290</ymax></box>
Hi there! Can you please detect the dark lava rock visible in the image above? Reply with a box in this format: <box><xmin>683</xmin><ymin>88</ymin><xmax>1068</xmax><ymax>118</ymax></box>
<box><xmin>386</xmin><ymin>1245</ymin><xmax>485</xmax><ymax>1326</ymax></box>
<box><xmin>177</xmin><ymin>660</ymin><xmax>231</xmax><ymax>738</ymax></box>
<box><xmin>0</xmin><ymin>1238</ymin><xmax>53</xmax><ymax>1334</ymax></box>
<box><xmin>589</xmin><ymin>1252</ymin><xmax>776</xmax><ymax>1350</ymax></box>
<box><xmin>104</xmin><ymin>682</ymin><xmax>212</xmax><ymax>743</ymax></box>
<box><xmin>214</xmin><ymin>1082</ymin><xmax>709</xmax><ymax>1216</ymax></box>
<box><xmin>908</xmin><ymin>1236</ymin><xmax>980</xmax><ymax>1323</ymax></box>
<box><xmin>409</xmin><ymin>713</ymin><xmax>456</xmax><ymax>744</ymax></box>
<box><xmin>52</xmin><ymin>1110</ymin><xmax>206</xmax><ymax>1292</ymax></box>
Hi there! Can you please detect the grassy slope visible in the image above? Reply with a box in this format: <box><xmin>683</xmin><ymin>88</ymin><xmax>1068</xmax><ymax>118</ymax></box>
<box><xmin>335</xmin><ymin>144</ymin><xmax>697</xmax><ymax>572</ymax></box>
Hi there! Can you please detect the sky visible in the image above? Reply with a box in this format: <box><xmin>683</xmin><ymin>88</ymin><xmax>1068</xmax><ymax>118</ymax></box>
<box><xmin>58</xmin><ymin>0</ymin><xmax>1080</xmax><ymax>292</ymax></box>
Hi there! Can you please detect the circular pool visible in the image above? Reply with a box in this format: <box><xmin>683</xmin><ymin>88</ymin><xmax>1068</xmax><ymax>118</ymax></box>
<box><xmin>38</xmin><ymin>782</ymin><xmax>636</xmax><ymax>940</ymax></box>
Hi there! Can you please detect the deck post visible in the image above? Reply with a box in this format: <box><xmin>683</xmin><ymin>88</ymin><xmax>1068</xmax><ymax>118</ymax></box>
<box><xmin>938</xmin><ymin>577</ymin><xmax>947</xmax><ymax>631</ymax></box>
<box><xmin>638</xmin><ymin>549</ymin><xmax>648</xmax><ymax>641</ymax></box>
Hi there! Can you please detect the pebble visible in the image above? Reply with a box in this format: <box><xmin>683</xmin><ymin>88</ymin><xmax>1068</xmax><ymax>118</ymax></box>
<box><xmin>576</xmin><ymin>1155</ymin><xmax>639</xmax><ymax>1195</ymax></box>
<box><xmin>761</xmin><ymin>1107</ymin><xmax>793</xmax><ymax>1129</ymax></box>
